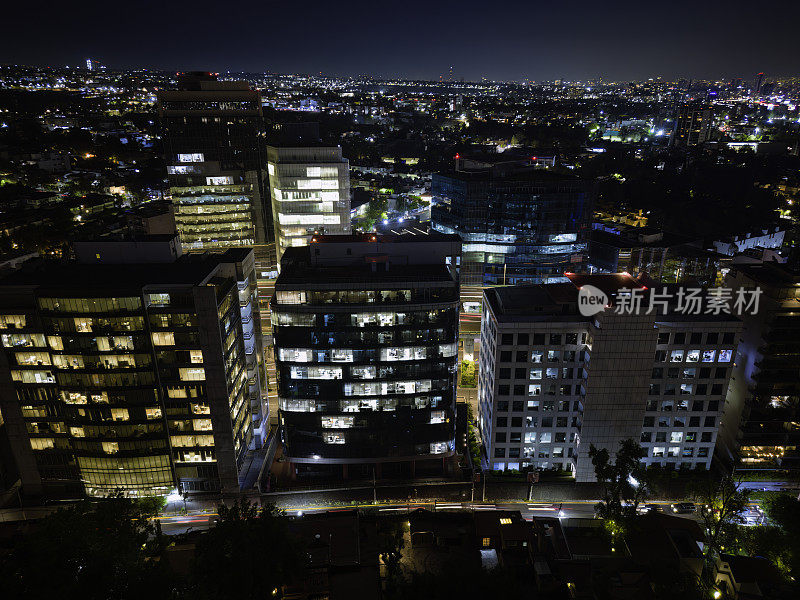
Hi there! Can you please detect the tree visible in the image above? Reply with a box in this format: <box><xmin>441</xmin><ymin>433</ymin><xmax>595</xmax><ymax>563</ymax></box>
<box><xmin>378</xmin><ymin>519</ymin><xmax>406</xmax><ymax>592</ymax></box>
<box><xmin>589</xmin><ymin>439</ymin><xmax>648</xmax><ymax>523</ymax></box>
<box><xmin>0</xmin><ymin>495</ymin><xmax>172</xmax><ymax>600</ymax></box>
<box><xmin>690</xmin><ymin>474</ymin><xmax>749</xmax><ymax>571</ymax></box>
<box><xmin>188</xmin><ymin>500</ymin><xmax>306</xmax><ymax>600</ymax></box>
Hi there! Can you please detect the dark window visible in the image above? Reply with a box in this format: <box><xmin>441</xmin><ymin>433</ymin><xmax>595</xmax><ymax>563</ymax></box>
<box><xmin>515</xmin><ymin>351</ymin><xmax>527</xmax><ymax>362</ymax></box>
<box><xmin>706</xmin><ymin>333</ymin><xmax>718</xmax><ymax>344</ymax></box>
<box><xmin>494</xmin><ymin>448</ymin><xmax>506</xmax><ymax>458</ymax></box>
<box><xmin>722</xmin><ymin>332</ymin><xmax>735</xmax><ymax>344</ymax></box>
<box><xmin>556</xmin><ymin>417</ymin><xmax>568</xmax><ymax>427</ymax></box>
<box><xmin>514</xmin><ymin>368</ymin><xmax>526</xmax><ymax>379</ymax></box>
<box><xmin>496</xmin><ymin>417</ymin><xmax>507</xmax><ymax>427</ymax></box>
<box><xmin>701</xmin><ymin>432</ymin><xmax>713</xmax><ymax>442</ymax></box>
<box><xmin>696</xmin><ymin>384</ymin><xmax>708</xmax><ymax>395</ymax></box>
<box><xmin>549</xmin><ymin>334</ymin><xmax>562</xmax><ymax>345</ymax></box>
<box><xmin>711</xmin><ymin>384</ymin><xmax>723</xmax><ymax>395</ymax></box>
<box><xmin>658</xmin><ymin>333</ymin><xmax>670</xmax><ymax>344</ymax></box>
<box><xmin>641</xmin><ymin>432</ymin><xmax>652</xmax><ymax>442</ymax></box>
<box><xmin>502</xmin><ymin>334</ymin><xmax>514</xmax><ymax>345</ymax></box>
<box><xmin>495</xmin><ymin>432</ymin><xmax>506</xmax><ymax>443</ymax></box>
<box><xmin>542</xmin><ymin>417</ymin><xmax>553</xmax><ymax>427</ymax></box>
<box><xmin>692</xmin><ymin>400</ymin><xmax>704</xmax><ymax>411</ymax></box>
<box><xmin>533</xmin><ymin>333</ymin><xmax>545</xmax><ymax>344</ymax></box>
<box><xmin>511</xmin><ymin>416</ymin><xmax>522</xmax><ymax>427</ymax></box>
<box><xmin>699</xmin><ymin>368</ymin><xmax>711</xmax><ymax>378</ymax></box>
<box><xmin>690</xmin><ymin>332</ymin><xmax>702</xmax><ymax>344</ymax></box>
<box><xmin>510</xmin><ymin>432</ymin><xmax>521</xmax><ymax>443</ymax></box>
<box><xmin>649</xmin><ymin>384</ymin><xmax>660</xmax><ymax>395</ymax></box>
<box><xmin>708</xmin><ymin>400</ymin><xmax>719</xmax><ymax>411</ymax></box>
<box><xmin>674</xmin><ymin>333</ymin><xmax>686</xmax><ymax>344</ymax></box>
<box><xmin>704</xmin><ymin>416</ymin><xmax>716</xmax><ymax>427</ymax></box>
<box><xmin>566</xmin><ymin>333</ymin><xmax>578</xmax><ymax>345</ymax></box>
<box><xmin>513</xmin><ymin>385</ymin><xmax>525</xmax><ymax>396</ymax></box>
<box><xmin>512</xmin><ymin>401</ymin><xmax>524</xmax><ymax>412</ymax></box>
<box><xmin>652</xmin><ymin>367</ymin><xmax>663</xmax><ymax>379</ymax></box>
<box><xmin>497</xmin><ymin>401</ymin><xmax>509</xmax><ymax>412</ymax></box>
<box><xmin>508</xmin><ymin>448</ymin><xmax>520</xmax><ymax>458</ymax></box>
<box><xmin>689</xmin><ymin>416</ymin><xmax>701</xmax><ymax>427</ymax></box>
<box><xmin>656</xmin><ymin>432</ymin><xmax>667</xmax><ymax>442</ymax></box>
<box><xmin>500</xmin><ymin>351</ymin><xmax>512</xmax><ymax>362</ymax></box>
<box><xmin>643</xmin><ymin>417</ymin><xmax>655</xmax><ymax>427</ymax></box>
<box><xmin>499</xmin><ymin>369</ymin><xmax>511</xmax><ymax>380</ymax></box>
<box><xmin>517</xmin><ymin>333</ymin><xmax>529</xmax><ymax>345</ymax></box>
<box><xmin>714</xmin><ymin>367</ymin><xmax>727</xmax><ymax>379</ymax></box>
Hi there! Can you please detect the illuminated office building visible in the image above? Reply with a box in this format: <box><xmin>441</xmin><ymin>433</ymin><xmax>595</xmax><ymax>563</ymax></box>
<box><xmin>158</xmin><ymin>72</ymin><xmax>276</xmax><ymax>276</ymax></box>
<box><xmin>271</xmin><ymin>232</ymin><xmax>461</xmax><ymax>477</ymax></box>
<box><xmin>479</xmin><ymin>274</ymin><xmax>740</xmax><ymax>481</ymax></box>
<box><xmin>432</xmin><ymin>157</ymin><xmax>591</xmax><ymax>286</ymax></box>
<box><xmin>266</xmin><ymin>144</ymin><xmax>351</xmax><ymax>264</ymax></box>
<box><xmin>0</xmin><ymin>246</ymin><xmax>266</xmax><ymax>498</ymax></box>
<box><xmin>670</xmin><ymin>103</ymin><xmax>713</xmax><ymax>147</ymax></box>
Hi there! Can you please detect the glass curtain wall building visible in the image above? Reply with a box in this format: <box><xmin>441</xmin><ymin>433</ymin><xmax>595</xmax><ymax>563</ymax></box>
<box><xmin>158</xmin><ymin>72</ymin><xmax>276</xmax><ymax>276</ymax></box>
<box><xmin>432</xmin><ymin>158</ymin><xmax>591</xmax><ymax>286</ymax></box>
<box><xmin>0</xmin><ymin>248</ymin><xmax>265</xmax><ymax>498</ymax></box>
<box><xmin>271</xmin><ymin>232</ymin><xmax>461</xmax><ymax>478</ymax></box>
<box><xmin>266</xmin><ymin>144</ymin><xmax>351</xmax><ymax>264</ymax></box>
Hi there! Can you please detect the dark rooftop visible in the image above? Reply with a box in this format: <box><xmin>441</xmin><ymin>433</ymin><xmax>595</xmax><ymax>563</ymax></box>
<box><xmin>0</xmin><ymin>248</ymin><xmax>251</xmax><ymax>293</ymax></box>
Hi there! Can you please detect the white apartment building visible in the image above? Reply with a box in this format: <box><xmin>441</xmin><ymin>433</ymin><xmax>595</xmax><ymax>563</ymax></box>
<box><xmin>479</xmin><ymin>274</ymin><xmax>741</xmax><ymax>481</ymax></box>
<box><xmin>266</xmin><ymin>145</ymin><xmax>351</xmax><ymax>263</ymax></box>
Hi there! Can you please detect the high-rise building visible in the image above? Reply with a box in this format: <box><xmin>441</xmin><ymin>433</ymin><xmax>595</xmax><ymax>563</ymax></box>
<box><xmin>266</xmin><ymin>143</ymin><xmax>351</xmax><ymax>264</ymax></box>
<box><xmin>754</xmin><ymin>72</ymin><xmax>765</xmax><ymax>95</ymax></box>
<box><xmin>724</xmin><ymin>262</ymin><xmax>800</xmax><ymax>470</ymax></box>
<box><xmin>271</xmin><ymin>232</ymin><xmax>461</xmax><ymax>478</ymax></box>
<box><xmin>479</xmin><ymin>274</ymin><xmax>740</xmax><ymax>481</ymax></box>
<box><xmin>670</xmin><ymin>103</ymin><xmax>713</xmax><ymax>147</ymax></box>
<box><xmin>432</xmin><ymin>157</ymin><xmax>591</xmax><ymax>286</ymax></box>
<box><xmin>158</xmin><ymin>72</ymin><xmax>276</xmax><ymax>276</ymax></box>
<box><xmin>0</xmin><ymin>243</ymin><xmax>266</xmax><ymax>498</ymax></box>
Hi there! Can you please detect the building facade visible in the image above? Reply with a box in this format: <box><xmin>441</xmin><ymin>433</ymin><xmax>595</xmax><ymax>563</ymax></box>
<box><xmin>479</xmin><ymin>274</ymin><xmax>740</xmax><ymax>481</ymax></box>
<box><xmin>158</xmin><ymin>72</ymin><xmax>275</xmax><ymax>276</ymax></box>
<box><xmin>670</xmin><ymin>103</ymin><xmax>713</xmax><ymax>147</ymax></box>
<box><xmin>0</xmin><ymin>248</ymin><xmax>266</xmax><ymax>498</ymax></box>
<box><xmin>432</xmin><ymin>159</ymin><xmax>591</xmax><ymax>286</ymax></box>
<box><xmin>271</xmin><ymin>232</ymin><xmax>461</xmax><ymax>477</ymax></box>
<box><xmin>724</xmin><ymin>262</ymin><xmax>800</xmax><ymax>469</ymax></box>
<box><xmin>266</xmin><ymin>144</ymin><xmax>352</xmax><ymax>264</ymax></box>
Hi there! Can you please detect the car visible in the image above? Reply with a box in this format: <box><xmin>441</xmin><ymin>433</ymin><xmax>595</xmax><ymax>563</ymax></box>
<box><xmin>671</xmin><ymin>502</ymin><xmax>697</xmax><ymax>514</ymax></box>
<box><xmin>637</xmin><ymin>503</ymin><xmax>662</xmax><ymax>514</ymax></box>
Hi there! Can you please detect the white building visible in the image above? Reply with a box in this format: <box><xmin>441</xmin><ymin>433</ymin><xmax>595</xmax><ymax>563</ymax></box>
<box><xmin>266</xmin><ymin>145</ymin><xmax>351</xmax><ymax>263</ymax></box>
<box><xmin>713</xmin><ymin>227</ymin><xmax>785</xmax><ymax>256</ymax></box>
<box><xmin>479</xmin><ymin>274</ymin><xmax>741</xmax><ymax>481</ymax></box>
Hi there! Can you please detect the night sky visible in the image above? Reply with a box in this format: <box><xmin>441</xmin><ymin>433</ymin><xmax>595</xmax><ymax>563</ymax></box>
<box><xmin>5</xmin><ymin>0</ymin><xmax>799</xmax><ymax>81</ymax></box>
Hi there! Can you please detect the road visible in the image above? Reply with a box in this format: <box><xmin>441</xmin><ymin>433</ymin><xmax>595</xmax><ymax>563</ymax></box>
<box><xmin>155</xmin><ymin>498</ymin><xmax>697</xmax><ymax>536</ymax></box>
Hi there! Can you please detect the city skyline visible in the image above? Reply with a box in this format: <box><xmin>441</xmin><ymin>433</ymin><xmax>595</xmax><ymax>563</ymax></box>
<box><xmin>4</xmin><ymin>0</ymin><xmax>800</xmax><ymax>82</ymax></box>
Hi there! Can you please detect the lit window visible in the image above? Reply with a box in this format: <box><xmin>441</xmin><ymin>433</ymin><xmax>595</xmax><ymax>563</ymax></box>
<box><xmin>482</xmin><ymin>537</ymin><xmax>491</xmax><ymax>547</ymax></box>
<box><xmin>670</xmin><ymin>350</ymin><xmax>684</xmax><ymax>362</ymax></box>
<box><xmin>189</xmin><ymin>350</ymin><xmax>204</xmax><ymax>364</ymax></box>
<box><xmin>323</xmin><ymin>433</ymin><xmax>345</xmax><ymax>444</ymax></box>
<box><xmin>499</xmin><ymin>518</ymin><xmax>512</xmax><ymax>525</ymax></box>
<box><xmin>179</xmin><ymin>368</ymin><xmax>206</xmax><ymax>381</ymax></box>
<box><xmin>321</xmin><ymin>416</ymin><xmax>354</xmax><ymax>428</ymax></box>
<box><xmin>152</xmin><ymin>332</ymin><xmax>175</xmax><ymax>346</ymax></box>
